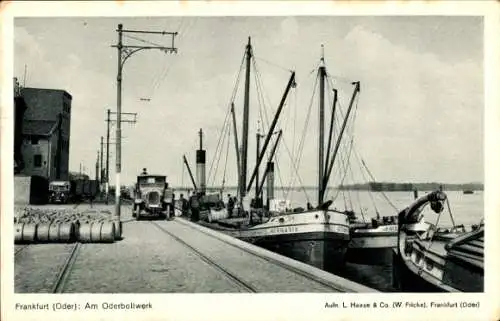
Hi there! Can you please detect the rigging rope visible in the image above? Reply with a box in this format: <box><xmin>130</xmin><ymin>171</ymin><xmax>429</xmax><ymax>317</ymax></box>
<box><xmin>354</xmin><ymin>149</ymin><xmax>380</xmax><ymax>217</ymax></box>
<box><xmin>148</xmin><ymin>18</ymin><xmax>197</xmax><ymax>99</ymax></box>
<box><xmin>251</xmin><ymin>55</ymin><xmax>307</xmax><ymax>203</ymax></box>
<box><xmin>284</xmin><ymin>73</ymin><xmax>319</xmax><ymax>200</ymax></box>
<box><xmin>212</xmin><ymin>122</ymin><xmax>230</xmax><ymax>187</ymax></box>
<box><xmin>254</xmin><ymin>56</ymin><xmax>293</xmax><ymax>73</ymax></box>
<box><xmin>206</xmin><ymin>49</ymin><xmax>247</xmax><ymax>185</ymax></box>
<box><xmin>252</xmin><ymin>57</ymin><xmax>272</xmax><ymax>130</ymax></box>
<box><xmin>278</xmin><ymin>135</ymin><xmax>311</xmax><ymax>203</ymax></box>
<box><xmin>357</xmin><ymin>154</ymin><xmax>399</xmax><ymax>212</ymax></box>
<box><xmin>221</xmin><ymin>126</ymin><xmax>231</xmax><ymax>193</ymax></box>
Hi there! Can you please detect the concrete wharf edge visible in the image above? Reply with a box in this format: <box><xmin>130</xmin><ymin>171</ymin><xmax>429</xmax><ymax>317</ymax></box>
<box><xmin>174</xmin><ymin>217</ymin><xmax>379</xmax><ymax>293</ymax></box>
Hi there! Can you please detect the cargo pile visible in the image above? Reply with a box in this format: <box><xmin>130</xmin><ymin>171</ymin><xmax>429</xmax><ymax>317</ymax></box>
<box><xmin>14</xmin><ymin>207</ymin><xmax>119</xmax><ymax>244</ymax></box>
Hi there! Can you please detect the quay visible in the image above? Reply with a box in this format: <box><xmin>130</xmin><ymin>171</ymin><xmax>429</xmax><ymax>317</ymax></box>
<box><xmin>14</xmin><ymin>204</ymin><xmax>376</xmax><ymax>293</ymax></box>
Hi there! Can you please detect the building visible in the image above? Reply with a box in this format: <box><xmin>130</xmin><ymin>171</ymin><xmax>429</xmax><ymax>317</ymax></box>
<box><xmin>19</xmin><ymin>87</ymin><xmax>72</xmax><ymax>181</ymax></box>
<box><xmin>14</xmin><ymin>78</ymin><xmax>27</xmax><ymax>173</ymax></box>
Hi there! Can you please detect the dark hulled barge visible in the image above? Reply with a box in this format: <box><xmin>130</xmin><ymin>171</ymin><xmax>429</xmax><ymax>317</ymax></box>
<box><xmin>393</xmin><ymin>190</ymin><xmax>484</xmax><ymax>292</ymax></box>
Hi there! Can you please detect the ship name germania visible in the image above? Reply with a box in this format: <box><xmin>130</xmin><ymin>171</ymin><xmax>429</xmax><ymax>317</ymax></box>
<box><xmin>15</xmin><ymin>303</ymin><xmax>49</xmax><ymax>310</ymax></box>
<box><xmin>430</xmin><ymin>302</ymin><xmax>458</xmax><ymax>308</ymax></box>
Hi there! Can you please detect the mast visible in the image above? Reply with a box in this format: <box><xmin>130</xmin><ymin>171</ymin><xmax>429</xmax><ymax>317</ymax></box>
<box><xmin>231</xmin><ymin>103</ymin><xmax>241</xmax><ymax>196</ymax></box>
<box><xmin>322</xmin><ymin>81</ymin><xmax>361</xmax><ymax>192</ymax></box>
<box><xmin>257</xmin><ymin>130</ymin><xmax>282</xmax><ymax>197</ymax></box>
<box><xmin>322</xmin><ymin>88</ymin><xmax>338</xmax><ymax>201</ymax></box>
<box><xmin>183</xmin><ymin>155</ymin><xmax>198</xmax><ymax>191</ymax></box>
<box><xmin>255</xmin><ymin>127</ymin><xmax>261</xmax><ymax>200</ymax></box>
<box><xmin>246</xmin><ymin>71</ymin><xmax>296</xmax><ymax>193</ymax></box>
<box><xmin>240</xmin><ymin>37</ymin><xmax>252</xmax><ymax>199</ymax></box>
<box><xmin>318</xmin><ymin>45</ymin><xmax>326</xmax><ymax>206</ymax></box>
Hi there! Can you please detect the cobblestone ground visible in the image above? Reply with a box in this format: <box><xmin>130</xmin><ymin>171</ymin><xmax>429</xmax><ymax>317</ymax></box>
<box><xmin>15</xmin><ymin>244</ymin><xmax>76</xmax><ymax>293</ymax></box>
<box><xmin>46</xmin><ymin>205</ymin><xmax>249</xmax><ymax>293</ymax></box>
<box><xmin>155</xmin><ymin>220</ymin><xmax>338</xmax><ymax>292</ymax></box>
<box><xmin>14</xmin><ymin>203</ymin><xmax>387</xmax><ymax>293</ymax></box>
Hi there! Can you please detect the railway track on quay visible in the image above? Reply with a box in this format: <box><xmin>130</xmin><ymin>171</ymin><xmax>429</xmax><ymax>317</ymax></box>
<box><xmin>150</xmin><ymin>219</ymin><xmax>374</xmax><ymax>293</ymax></box>
<box><xmin>15</xmin><ymin>205</ymin><xmax>375</xmax><ymax>293</ymax></box>
<box><xmin>15</xmin><ymin>242</ymin><xmax>84</xmax><ymax>293</ymax></box>
<box><xmin>151</xmin><ymin>222</ymin><xmax>258</xmax><ymax>293</ymax></box>
<box><xmin>51</xmin><ymin>243</ymin><xmax>82</xmax><ymax>293</ymax></box>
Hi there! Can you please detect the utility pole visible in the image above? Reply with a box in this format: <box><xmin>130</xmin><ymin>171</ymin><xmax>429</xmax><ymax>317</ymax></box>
<box><xmin>112</xmin><ymin>23</ymin><xmax>178</xmax><ymax>239</ymax></box>
<box><xmin>106</xmin><ymin>109</ymin><xmax>111</xmax><ymax>204</ymax></box>
<box><xmin>96</xmin><ymin>151</ymin><xmax>99</xmax><ymax>182</ymax></box>
<box><xmin>105</xmin><ymin>110</ymin><xmax>137</xmax><ymax>204</ymax></box>
<box><xmin>100</xmin><ymin>136</ymin><xmax>104</xmax><ymax>185</ymax></box>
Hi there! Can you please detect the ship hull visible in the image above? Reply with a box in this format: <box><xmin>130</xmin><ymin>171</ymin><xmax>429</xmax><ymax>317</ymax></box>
<box><xmin>393</xmin><ymin>229</ymin><xmax>484</xmax><ymax>293</ymax></box>
<box><xmin>346</xmin><ymin>225</ymin><xmax>398</xmax><ymax>265</ymax></box>
<box><xmin>237</xmin><ymin>210</ymin><xmax>350</xmax><ymax>273</ymax></box>
<box><xmin>243</xmin><ymin>231</ymin><xmax>348</xmax><ymax>272</ymax></box>
<box><xmin>392</xmin><ymin>249</ymin><xmax>449</xmax><ymax>292</ymax></box>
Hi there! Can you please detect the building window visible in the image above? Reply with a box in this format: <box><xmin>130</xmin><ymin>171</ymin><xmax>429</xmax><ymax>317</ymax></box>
<box><xmin>34</xmin><ymin>154</ymin><xmax>42</xmax><ymax>167</ymax></box>
<box><xmin>63</xmin><ymin>102</ymin><xmax>70</xmax><ymax>114</ymax></box>
<box><xmin>31</xmin><ymin>136</ymin><xmax>39</xmax><ymax>145</ymax></box>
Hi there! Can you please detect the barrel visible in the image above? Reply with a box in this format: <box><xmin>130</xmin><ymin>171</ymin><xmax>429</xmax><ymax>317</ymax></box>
<box><xmin>78</xmin><ymin>222</ymin><xmax>115</xmax><ymax>243</ymax></box>
<box><xmin>14</xmin><ymin>223</ymin><xmax>37</xmax><ymax>243</ymax></box>
<box><xmin>37</xmin><ymin>222</ymin><xmax>76</xmax><ymax>242</ymax></box>
<box><xmin>207</xmin><ymin>208</ymin><xmax>229</xmax><ymax>223</ymax></box>
<box><xmin>112</xmin><ymin>220</ymin><xmax>122</xmax><ymax>240</ymax></box>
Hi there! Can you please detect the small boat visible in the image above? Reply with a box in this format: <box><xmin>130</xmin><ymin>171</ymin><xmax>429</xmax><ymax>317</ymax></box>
<box><xmin>463</xmin><ymin>189</ymin><xmax>474</xmax><ymax>194</ymax></box>
<box><xmin>393</xmin><ymin>190</ymin><xmax>484</xmax><ymax>292</ymax></box>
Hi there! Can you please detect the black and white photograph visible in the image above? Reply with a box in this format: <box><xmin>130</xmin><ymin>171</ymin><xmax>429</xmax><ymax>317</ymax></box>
<box><xmin>2</xmin><ymin>1</ymin><xmax>499</xmax><ymax>321</ymax></box>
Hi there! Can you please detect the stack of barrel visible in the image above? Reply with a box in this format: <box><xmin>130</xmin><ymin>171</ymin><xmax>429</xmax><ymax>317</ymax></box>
<box><xmin>14</xmin><ymin>207</ymin><xmax>119</xmax><ymax>244</ymax></box>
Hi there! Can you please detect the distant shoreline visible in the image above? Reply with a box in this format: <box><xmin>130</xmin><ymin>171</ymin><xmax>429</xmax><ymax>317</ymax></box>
<box><xmin>156</xmin><ymin>182</ymin><xmax>484</xmax><ymax>192</ymax></box>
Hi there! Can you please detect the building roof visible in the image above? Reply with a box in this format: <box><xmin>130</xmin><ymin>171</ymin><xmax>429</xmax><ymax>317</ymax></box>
<box><xmin>22</xmin><ymin>120</ymin><xmax>58</xmax><ymax>137</ymax></box>
<box><xmin>21</xmin><ymin>87</ymin><xmax>72</xmax><ymax>100</ymax></box>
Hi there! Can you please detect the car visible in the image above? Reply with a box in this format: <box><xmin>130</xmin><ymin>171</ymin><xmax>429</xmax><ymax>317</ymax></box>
<box><xmin>132</xmin><ymin>172</ymin><xmax>171</xmax><ymax>220</ymax></box>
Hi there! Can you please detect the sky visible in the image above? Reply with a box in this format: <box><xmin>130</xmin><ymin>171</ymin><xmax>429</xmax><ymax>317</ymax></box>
<box><xmin>14</xmin><ymin>15</ymin><xmax>484</xmax><ymax>187</ymax></box>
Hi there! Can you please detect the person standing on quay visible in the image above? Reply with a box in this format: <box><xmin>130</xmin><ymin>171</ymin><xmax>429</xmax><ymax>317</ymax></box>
<box><xmin>170</xmin><ymin>192</ymin><xmax>176</xmax><ymax>219</ymax></box>
<box><xmin>179</xmin><ymin>193</ymin><xmax>187</xmax><ymax>216</ymax></box>
<box><xmin>227</xmin><ymin>194</ymin><xmax>234</xmax><ymax>218</ymax></box>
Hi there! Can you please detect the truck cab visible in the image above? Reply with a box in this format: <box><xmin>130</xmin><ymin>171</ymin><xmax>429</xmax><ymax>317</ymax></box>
<box><xmin>133</xmin><ymin>172</ymin><xmax>169</xmax><ymax>220</ymax></box>
<box><xmin>48</xmin><ymin>180</ymin><xmax>72</xmax><ymax>204</ymax></box>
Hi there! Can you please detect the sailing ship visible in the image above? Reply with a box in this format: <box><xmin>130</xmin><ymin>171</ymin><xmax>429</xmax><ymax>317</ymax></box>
<box><xmin>392</xmin><ymin>190</ymin><xmax>484</xmax><ymax>292</ymax></box>
<box><xmin>187</xmin><ymin>38</ymin><xmax>353</xmax><ymax>272</ymax></box>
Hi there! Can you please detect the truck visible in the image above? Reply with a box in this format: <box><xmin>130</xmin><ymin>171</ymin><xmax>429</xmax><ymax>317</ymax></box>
<box><xmin>48</xmin><ymin>180</ymin><xmax>74</xmax><ymax>204</ymax></box>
